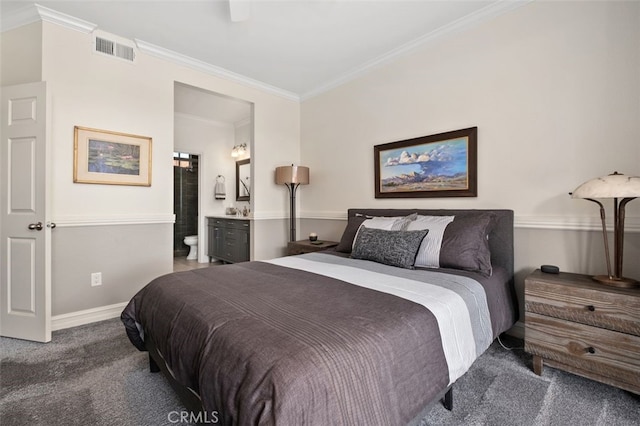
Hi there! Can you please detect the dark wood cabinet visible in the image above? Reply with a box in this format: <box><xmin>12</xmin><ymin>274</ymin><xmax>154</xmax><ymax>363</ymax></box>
<box><xmin>207</xmin><ymin>217</ymin><xmax>250</xmax><ymax>263</ymax></box>
<box><xmin>524</xmin><ymin>269</ymin><xmax>640</xmax><ymax>395</ymax></box>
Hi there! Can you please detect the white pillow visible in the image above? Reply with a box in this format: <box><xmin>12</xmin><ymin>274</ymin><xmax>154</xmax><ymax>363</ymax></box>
<box><xmin>363</xmin><ymin>216</ymin><xmax>407</xmax><ymax>230</ymax></box>
<box><xmin>352</xmin><ymin>215</ymin><xmax>414</xmax><ymax>250</ymax></box>
<box><xmin>406</xmin><ymin>215</ymin><xmax>455</xmax><ymax>268</ymax></box>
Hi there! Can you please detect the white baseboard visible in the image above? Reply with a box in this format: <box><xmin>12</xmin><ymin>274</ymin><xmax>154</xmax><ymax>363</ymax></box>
<box><xmin>51</xmin><ymin>302</ymin><xmax>128</xmax><ymax>331</ymax></box>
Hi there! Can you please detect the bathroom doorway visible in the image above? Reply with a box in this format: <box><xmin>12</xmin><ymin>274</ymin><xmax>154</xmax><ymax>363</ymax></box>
<box><xmin>173</xmin><ymin>81</ymin><xmax>254</xmax><ymax>265</ymax></box>
<box><xmin>173</xmin><ymin>152</ymin><xmax>199</xmax><ymax>258</ymax></box>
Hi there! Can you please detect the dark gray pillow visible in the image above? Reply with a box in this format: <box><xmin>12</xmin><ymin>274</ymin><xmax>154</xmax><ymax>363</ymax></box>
<box><xmin>336</xmin><ymin>213</ymin><xmax>417</xmax><ymax>253</ymax></box>
<box><xmin>439</xmin><ymin>213</ymin><xmax>494</xmax><ymax>276</ymax></box>
<box><xmin>336</xmin><ymin>215</ymin><xmax>368</xmax><ymax>253</ymax></box>
<box><xmin>351</xmin><ymin>227</ymin><xmax>429</xmax><ymax>269</ymax></box>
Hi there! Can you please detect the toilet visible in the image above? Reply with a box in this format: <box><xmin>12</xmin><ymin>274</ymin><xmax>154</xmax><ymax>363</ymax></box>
<box><xmin>184</xmin><ymin>235</ymin><xmax>198</xmax><ymax>260</ymax></box>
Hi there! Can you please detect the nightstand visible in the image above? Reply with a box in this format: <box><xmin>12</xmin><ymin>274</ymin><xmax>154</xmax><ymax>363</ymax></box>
<box><xmin>524</xmin><ymin>269</ymin><xmax>640</xmax><ymax>394</ymax></box>
<box><xmin>287</xmin><ymin>240</ymin><xmax>338</xmax><ymax>256</ymax></box>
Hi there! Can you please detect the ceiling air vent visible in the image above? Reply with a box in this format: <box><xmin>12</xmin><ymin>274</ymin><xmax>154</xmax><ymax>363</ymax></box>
<box><xmin>95</xmin><ymin>37</ymin><xmax>114</xmax><ymax>55</ymax></box>
<box><xmin>93</xmin><ymin>32</ymin><xmax>136</xmax><ymax>63</ymax></box>
<box><xmin>115</xmin><ymin>43</ymin><xmax>135</xmax><ymax>62</ymax></box>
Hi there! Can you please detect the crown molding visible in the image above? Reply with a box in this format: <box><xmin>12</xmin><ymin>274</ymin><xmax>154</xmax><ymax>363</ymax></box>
<box><xmin>1</xmin><ymin>4</ymin><xmax>298</xmax><ymax>102</ymax></box>
<box><xmin>1</xmin><ymin>3</ymin><xmax>97</xmax><ymax>33</ymax></box>
<box><xmin>300</xmin><ymin>0</ymin><xmax>534</xmax><ymax>101</ymax></box>
<box><xmin>36</xmin><ymin>4</ymin><xmax>96</xmax><ymax>33</ymax></box>
<box><xmin>134</xmin><ymin>39</ymin><xmax>300</xmax><ymax>102</ymax></box>
<box><xmin>0</xmin><ymin>3</ymin><xmax>40</xmax><ymax>32</ymax></box>
<box><xmin>3</xmin><ymin>1</ymin><xmax>534</xmax><ymax>102</ymax></box>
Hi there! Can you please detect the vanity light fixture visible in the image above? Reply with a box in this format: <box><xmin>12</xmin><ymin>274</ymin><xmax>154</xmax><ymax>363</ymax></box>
<box><xmin>231</xmin><ymin>143</ymin><xmax>247</xmax><ymax>158</ymax></box>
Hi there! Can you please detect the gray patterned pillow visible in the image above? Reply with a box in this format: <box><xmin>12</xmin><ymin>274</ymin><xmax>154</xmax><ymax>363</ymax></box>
<box><xmin>351</xmin><ymin>227</ymin><xmax>429</xmax><ymax>269</ymax></box>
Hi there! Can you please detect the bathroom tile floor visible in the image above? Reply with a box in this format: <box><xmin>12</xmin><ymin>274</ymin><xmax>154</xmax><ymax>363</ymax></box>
<box><xmin>173</xmin><ymin>257</ymin><xmax>219</xmax><ymax>273</ymax></box>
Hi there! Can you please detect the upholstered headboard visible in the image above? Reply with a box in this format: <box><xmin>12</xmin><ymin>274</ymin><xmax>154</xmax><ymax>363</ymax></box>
<box><xmin>347</xmin><ymin>208</ymin><xmax>514</xmax><ymax>283</ymax></box>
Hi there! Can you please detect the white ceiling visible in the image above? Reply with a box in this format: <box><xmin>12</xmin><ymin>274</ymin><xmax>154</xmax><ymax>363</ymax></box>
<box><xmin>0</xmin><ymin>0</ymin><xmax>528</xmax><ymax>101</ymax></box>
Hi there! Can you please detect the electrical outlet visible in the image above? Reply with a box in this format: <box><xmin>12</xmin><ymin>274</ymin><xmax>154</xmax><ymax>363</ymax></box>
<box><xmin>91</xmin><ymin>272</ymin><xmax>102</xmax><ymax>287</ymax></box>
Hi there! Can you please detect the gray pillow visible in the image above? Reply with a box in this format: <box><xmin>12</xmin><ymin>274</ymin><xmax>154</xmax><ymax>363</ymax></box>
<box><xmin>439</xmin><ymin>213</ymin><xmax>494</xmax><ymax>276</ymax></box>
<box><xmin>336</xmin><ymin>215</ymin><xmax>368</xmax><ymax>253</ymax></box>
<box><xmin>351</xmin><ymin>227</ymin><xmax>429</xmax><ymax>269</ymax></box>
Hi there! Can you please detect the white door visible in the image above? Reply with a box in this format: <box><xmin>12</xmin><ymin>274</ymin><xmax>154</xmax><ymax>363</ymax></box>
<box><xmin>0</xmin><ymin>82</ymin><xmax>51</xmax><ymax>342</ymax></box>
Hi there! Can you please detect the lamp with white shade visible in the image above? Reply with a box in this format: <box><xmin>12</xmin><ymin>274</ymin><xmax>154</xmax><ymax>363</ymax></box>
<box><xmin>275</xmin><ymin>165</ymin><xmax>309</xmax><ymax>242</ymax></box>
<box><xmin>570</xmin><ymin>171</ymin><xmax>640</xmax><ymax>288</ymax></box>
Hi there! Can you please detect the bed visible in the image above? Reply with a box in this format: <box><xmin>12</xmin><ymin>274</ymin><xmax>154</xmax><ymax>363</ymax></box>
<box><xmin>122</xmin><ymin>208</ymin><xmax>517</xmax><ymax>425</ymax></box>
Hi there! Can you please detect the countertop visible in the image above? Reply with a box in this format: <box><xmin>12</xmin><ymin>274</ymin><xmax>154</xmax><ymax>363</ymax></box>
<box><xmin>206</xmin><ymin>215</ymin><xmax>252</xmax><ymax>220</ymax></box>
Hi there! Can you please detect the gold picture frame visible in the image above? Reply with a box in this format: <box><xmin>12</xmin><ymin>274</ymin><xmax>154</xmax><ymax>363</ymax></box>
<box><xmin>73</xmin><ymin>126</ymin><xmax>152</xmax><ymax>186</ymax></box>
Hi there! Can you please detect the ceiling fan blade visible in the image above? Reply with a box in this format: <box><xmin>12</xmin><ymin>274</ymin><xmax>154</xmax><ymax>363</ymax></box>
<box><xmin>229</xmin><ymin>0</ymin><xmax>251</xmax><ymax>22</ymax></box>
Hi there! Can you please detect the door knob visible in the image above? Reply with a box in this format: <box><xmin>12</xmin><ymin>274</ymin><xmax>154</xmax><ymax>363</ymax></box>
<box><xmin>47</xmin><ymin>222</ymin><xmax>57</xmax><ymax>229</ymax></box>
<box><xmin>28</xmin><ymin>222</ymin><xmax>44</xmax><ymax>231</ymax></box>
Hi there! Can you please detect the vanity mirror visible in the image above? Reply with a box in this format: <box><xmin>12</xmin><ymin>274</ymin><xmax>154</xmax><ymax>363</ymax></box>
<box><xmin>236</xmin><ymin>158</ymin><xmax>250</xmax><ymax>202</ymax></box>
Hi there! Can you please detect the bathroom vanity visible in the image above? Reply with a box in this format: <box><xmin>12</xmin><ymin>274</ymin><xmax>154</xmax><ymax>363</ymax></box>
<box><xmin>207</xmin><ymin>217</ymin><xmax>250</xmax><ymax>263</ymax></box>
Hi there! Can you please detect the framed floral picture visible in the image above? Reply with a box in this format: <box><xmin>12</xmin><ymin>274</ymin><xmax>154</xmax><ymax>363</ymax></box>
<box><xmin>74</xmin><ymin>126</ymin><xmax>152</xmax><ymax>186</ymax></box>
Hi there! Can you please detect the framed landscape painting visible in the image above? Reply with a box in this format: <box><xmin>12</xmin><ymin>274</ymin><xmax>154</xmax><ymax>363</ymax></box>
<box><xmin>374</xmin><ymin>127</ymin><xmax>477</xmax><ymax>198</ymax></box>
<box><xmin>74</xmin><ymin>126</ymin><xmax>152</xmax><ymax>186</ymax></box>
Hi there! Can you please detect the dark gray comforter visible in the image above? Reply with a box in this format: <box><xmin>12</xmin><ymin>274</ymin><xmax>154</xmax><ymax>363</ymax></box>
<box><xmin>122</xmin><ymin>253</ymin><xmax>515</xmax><ymax>425</ymax></box>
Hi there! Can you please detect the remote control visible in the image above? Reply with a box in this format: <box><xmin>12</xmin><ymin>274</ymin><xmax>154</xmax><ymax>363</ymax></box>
<box><xmin>541</xmin><ymin>265</ymin><xmax>559</xmax><ymax>274</ymax></box>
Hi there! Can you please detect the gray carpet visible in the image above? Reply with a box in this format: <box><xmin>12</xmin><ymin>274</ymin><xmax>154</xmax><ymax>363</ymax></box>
<box><xmin>1</xmin><ymin>318</ymin><xmax>638</xmax><ymax>426</ymax></box>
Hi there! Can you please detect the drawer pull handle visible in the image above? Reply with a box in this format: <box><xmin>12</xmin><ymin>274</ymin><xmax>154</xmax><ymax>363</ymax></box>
<box><xmin>586</xmin><ymin>305</ymin><xmax>595</xmax><ymax>312</ymax></box>
<box><xmin>586</xmin><ymin>347</ymin><xmax>596</xmax><ymax>354</ymax></box>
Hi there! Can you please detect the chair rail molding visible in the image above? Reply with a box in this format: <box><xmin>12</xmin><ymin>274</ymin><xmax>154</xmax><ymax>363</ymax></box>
<box><xmin>53</xmin><ymin>214</ymin><xmax>175</xmax><ymax>227</ymax></box>
<box><xmin>299</xmin><ymin>211</ymin><xmax>640</xmax><ymax>233</ymax></box>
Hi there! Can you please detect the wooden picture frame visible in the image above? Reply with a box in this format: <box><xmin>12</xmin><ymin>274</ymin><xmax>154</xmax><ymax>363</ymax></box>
<box><xmin>236</xmin><ymin>158</ymin><xmax>250</xmax><ymax>201</ymax></box>
<box><xmin>374</xmin><ymin>127</ymin><xmax>477</xmax><ymax>198</ymax></box>
<box><xmin>73</xmin><ymin>126</ymin><xmax>152</xmax><ymax>186</ymax></box>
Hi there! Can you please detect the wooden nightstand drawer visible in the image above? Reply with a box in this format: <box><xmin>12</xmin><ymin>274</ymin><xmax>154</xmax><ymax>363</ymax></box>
<box><xmin>525</xmin><ymin>279</ymin><xmax>640</xmax><ymax>335</ymax></box>
<box><xmin>524</xmin><ymin>269</ymin><xmax>640</xmax><ymax>395</ymax></box>
<box><xmin>525</xmin><ymin>312</ymin><xmax>640</xmax><ymax>390</ymax></box>
<box><xmin>525</xmin><ymin>271</ymin><xmax>640</xmax><ymax>335</ymax></box>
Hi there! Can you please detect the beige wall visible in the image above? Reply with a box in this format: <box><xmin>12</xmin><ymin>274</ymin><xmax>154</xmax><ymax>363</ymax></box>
<box><xmin>299</xmin><ymin>1</ymin><xmax>640</xmax><ymax>328</ymax></box>
<box><xmin>301</xmin><ymin>1</ymin><xmax>639</xmax><ymax>219</ymax></box>
<box><xmin>0</xmin><ymin>22</ymin><xmax>41</xmax><ymax>85</ymax></box>
<box><xmin>3</xmin><ymin>2</ymin><xmax>639</xmax><ymax>323</ymax></box>
<box><xmin>2</xmin><ymin>20</ymin><xmax>301</xmax><ymax>317</ymax></box>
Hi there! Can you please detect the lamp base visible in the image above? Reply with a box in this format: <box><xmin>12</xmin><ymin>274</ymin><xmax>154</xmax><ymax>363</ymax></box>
<box><xmin>592</xmin><ymin>275</ymin><xmax>639</xmax><ymax>289</ymax></box>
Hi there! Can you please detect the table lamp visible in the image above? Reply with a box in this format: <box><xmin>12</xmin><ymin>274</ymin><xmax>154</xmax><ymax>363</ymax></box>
<box><xmin>570</xmin><ymin>171</ymin><xmax>640</xmax><ymax>288</ymax></box>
